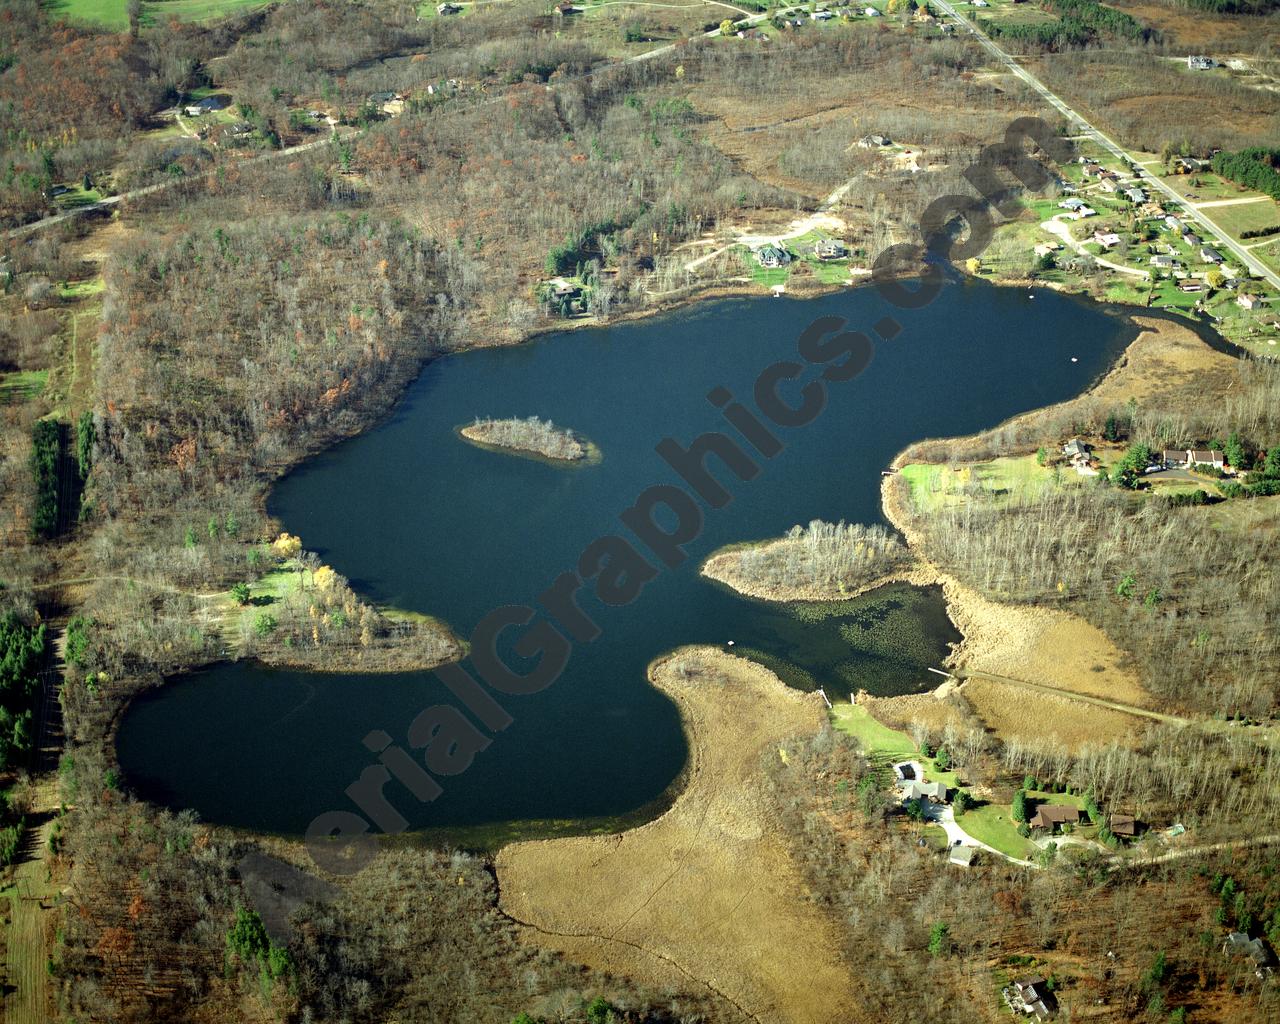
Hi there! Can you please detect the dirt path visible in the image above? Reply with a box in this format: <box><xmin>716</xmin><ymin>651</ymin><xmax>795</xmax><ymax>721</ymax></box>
<box><xmin>4</xmin><ymin>783</ymin><xmax>59</xmax><ymax>1024</ymax></box>
<box><xmin>1190</xmin><ymin>196</ymin><xmax>1274</xmax><ymax>209</ymax></box>
<box><xmin>496</xmin><ymin>648</ymin><xmax>859</xmax><ymax>1024</ymax></box>
<box><xmin>956</xmin><ymin>669</ymin><xmax>1189</xmax><ymax>726</ymax></box>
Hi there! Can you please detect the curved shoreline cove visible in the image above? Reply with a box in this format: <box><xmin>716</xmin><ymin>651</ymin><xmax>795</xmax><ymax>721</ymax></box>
<box><xmin>115</xmin><ymin>280</ymin><xmax>1137</xmax><ymax>840</ymax></box>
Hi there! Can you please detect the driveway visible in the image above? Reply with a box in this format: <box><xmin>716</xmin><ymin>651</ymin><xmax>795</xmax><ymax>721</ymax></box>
<box><xmin>921</xmin><ymin>802</ymin><xmax>1037</xmax><ymax>868</ymax></box>
<box><xmin>1041</xmin><ymin>216</ymin><xmax>1150</xmax><ymax>279</ymax></box>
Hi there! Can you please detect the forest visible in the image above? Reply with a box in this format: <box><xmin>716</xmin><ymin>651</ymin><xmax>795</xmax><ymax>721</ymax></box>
<box><xmin>983</xmin><ymin>0</ymin><xmax>1149</xmax><ymax>47</ymax></box>
<box><xmin>1211</xmin><ymin>148</ymin><xmax>1280</xmax><ymax>202</ymax></box>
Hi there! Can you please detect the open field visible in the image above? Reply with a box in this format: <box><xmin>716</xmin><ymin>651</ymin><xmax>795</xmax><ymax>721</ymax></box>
<box><xmin>0</xmin><ymin>370</ymin><xmax>48</xmax><ymax>403</ymax></box>
<box><xmin>45</xmin><ymin>0</ymin><xmax>269</xmax><ymax>31</ymax></box>
<box><xmin>496</xmin><ymin>648</ymin><xmax>859</xmax><ymax>1024</ymax></box>
<box><xmin>958</xmin><ymin>675</ymin><xmax>1149</xmax><ymax>750</ymax></box>
<box><xmin>899</xmin><ymin>454</ymin><xmax>1086</xmax><ymax>513</ymax></box>
<box><xmin>1109</xmin><ymin>0</ymin><xmax>1280</xmax><ymax>51</ymax></box>
<box><xmin>1198</xmin><ymin>199</ymin><xmax>1280</xmax><ymax>240</ymax></box>
<box><xmin>1032</xmin><ymin>50</ymin><xmax>1280</xmax><ymax>154</ymax></box>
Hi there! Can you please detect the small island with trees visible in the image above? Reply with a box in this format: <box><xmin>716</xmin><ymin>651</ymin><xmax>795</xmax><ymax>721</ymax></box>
<box><xmin>458</xmin><ymin>416</ymin><xmax>598</xmax><ymax>464</ymax></box>
<box><xmin>702</xmin><ymin>520</ymin><xmax>914</xmax><ymax>602</ymax></box>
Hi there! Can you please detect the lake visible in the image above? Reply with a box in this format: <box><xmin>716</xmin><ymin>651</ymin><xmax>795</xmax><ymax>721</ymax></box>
<box><xmin>115</xmin><ymin>280</ymin><xmax>1135</xmax><ymax>843</ymax></box>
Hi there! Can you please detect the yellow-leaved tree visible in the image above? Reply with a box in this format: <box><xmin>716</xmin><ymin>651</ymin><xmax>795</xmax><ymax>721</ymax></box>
<box><xmin>271</xmin><ymin>532</ymin><xmax>302</xmax><ymax>560</ymax></box>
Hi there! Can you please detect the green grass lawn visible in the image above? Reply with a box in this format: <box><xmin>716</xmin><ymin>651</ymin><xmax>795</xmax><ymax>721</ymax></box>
<box><xmin>0</xmin><ymin>370</ymin><xmax>48</xmax><ymax>402</ymax></box>
<box><xmin>1161</xmin><ymin>172</ymin><xmax>1251</xmax><ymax>203</ymax></box>
<box><xmin>751</xmin><ymin>265</ymin><xmax>791</xmax><ymax>288</ymax></box>
<box><xmin>955</xmin><ymin>803</ymin><xmax>1034</xmax><ymax>859</ymax></box>
<box><xmin>831</xmin><ymin>703</ymin><xmax>916</xmax><ymax>760</ymax></box>
<box><xmin>47</xmin><ymin>0</ymin><xmax>269</xmax><ymax>31</ymax></box>
<box><xmin>58</xmin><ymin>278</ymin><xmax>105</xmax><ymax>301</ymax></box>
<box><xmin>1203</xmin><ymin>199</ymin><xmax>1280</xmax><ymax>241</ymax></box>
<box><xmin>830</xmin><ymin>703</ymin><xmax>960</xmax><ymax>788</ymax></box>
<box><xmin>900</xmin><ymin>455</ymin><xmax>1073</xmax><ymax>513</ymax></box>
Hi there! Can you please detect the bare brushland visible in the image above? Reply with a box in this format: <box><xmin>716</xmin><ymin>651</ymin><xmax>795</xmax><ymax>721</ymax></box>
<box><xmin>496</xmin><ymin>648</ymin><xmax>858</xmax><ymax>1024</ymax></box>
<box><xmin>459</xmin><ymin>416</ymin><xmax>594</xmax><ymax>463</ymax></box>
<box><xmin>701</xmin><ymin>520</ymin><xmax>913</xmax><ymax>602</ymax></box>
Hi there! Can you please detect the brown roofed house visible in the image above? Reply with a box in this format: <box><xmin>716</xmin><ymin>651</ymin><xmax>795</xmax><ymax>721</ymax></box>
<box><xmin>1109</xmin><ymin>813</ymin><xmax>1137</xmax><ymax>838</ymax></box>
<box><xmin>1190</xmin><ymin>450</ymin><xmax>1224</xmax><ymax>469</ymax></box>
<box><xmin>1010</xmin><ymin>976</ymin><xmax>1058</xmax><ymax>1018</ymax></box>
<box><xmin>1029</xmin><ymin>805</ymin><xmax>1081</xmax><ymax>832</ymax></box>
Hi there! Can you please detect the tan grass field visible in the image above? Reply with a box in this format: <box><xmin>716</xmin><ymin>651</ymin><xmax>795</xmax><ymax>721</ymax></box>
<box><xmin>959</xmin><ymin>675</ymin><xmax>1148</xmax><ymax>749</ymax></box>
<box><xmin>873</xmin><ymin>319</ymin><xmax>1236</xmax><ymax>743</ymax></box>
<box><xmin>495</xmin><ymin>648</ymin><xmax>859</xmax><ymax>1024</ymax></box>
<box><xmin>857</xmin><ymin>687</ymin><xmax>975</xmax><ymax>737</ymax></box>
<box><xmin>941</xmin><ymin>578</ymin><xmax>1150</xmax><ymax>708</ymax></box>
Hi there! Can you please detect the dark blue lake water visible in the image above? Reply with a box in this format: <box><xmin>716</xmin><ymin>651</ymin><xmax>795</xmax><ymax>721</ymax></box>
<box><xmin>115</xmin><ymin>280</ymin><xmax>1134</xmax><ymax>843</ymax></box>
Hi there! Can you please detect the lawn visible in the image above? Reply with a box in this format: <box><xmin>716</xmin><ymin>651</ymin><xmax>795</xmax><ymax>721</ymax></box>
<box><xmin>1161</xmin><ymin>171</ymin><xmax>1252</xmax><ymax>203</ymax></box>
<box><xmin>751</xmin><ymin>265</ymin><xmax>791</xmax><ymax>288</ymax></box>
<box><xmin>1202</xmin><ymin>199</ymin><xmax>1280</xmax><ymax>241</ymax></box>
<box><xmin>900</xmin><ymin>455</ymin><xmax>1074</xmax><ymax>512</ymax></box>
<box><xmin>58</xmin><ymin>278</ymin><xmax>105</xmax><ymax>301</ymax></box>
<box><xmin>0</xmin><ymin>370</ymin><xmax>48</xmax><ymax>402</ymax></box>
<box><xmin>46</xmin><ymin>0</ymin><xmax>269</xmax><ymax>31</ymax></box>
<box><xmin>954</xmin><ymin>803</ymin><xmax>1035</xmax><ymax>859</ymax></box>
<box><xmin>957</xmin><ymin>788</ymin><xmax>1099</xmax><ymax>860</ymax></box>
<box><xmin>830</xmin><ymin>703</ymin><xmax>960</xmax><ymax>789</ymax></box>
<box><xmin>831</xmin><ymin>703</ymin><xmax>916</xmax><ymax>760</ymax></box>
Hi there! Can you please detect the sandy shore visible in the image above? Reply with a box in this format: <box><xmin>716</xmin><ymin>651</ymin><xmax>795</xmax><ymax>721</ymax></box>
<box><xmin>495</xmin><ymin>648</ymin><xmax>859</xmax><ymax>1024</ymax></box>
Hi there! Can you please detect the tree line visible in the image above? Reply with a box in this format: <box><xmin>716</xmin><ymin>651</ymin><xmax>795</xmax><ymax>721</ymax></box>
<box><xmin>1211</xmin><ymin>147</ymin><xmax>1280</xmax><ymax>202</ymax></box>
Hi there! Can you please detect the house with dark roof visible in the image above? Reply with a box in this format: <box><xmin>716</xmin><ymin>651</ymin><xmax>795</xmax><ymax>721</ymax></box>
<box><xmin>1190</xmin><ymin>449</ymin><xmax>1225</xmax><ymax>469</ymax></box>
<box><xmin>900</xmin><ymin>779</ymin><xmax>948</xmax><ymax>804</ymax></box>
<box><xmin>1006</xmin><ymin>976</ymin><xmax>1057</xmax><ymax>1019</ymax></box>
<box><xmin>1029</xmin><ymin>805</ymin><xmax>1080</xmax><ymax>832</ymax></box>
<box><xmin>184</xmin><ymin>94</ymin><xmax>229</xmax><ymax>117</ymax></box>
<box><xmin>1109</xmin><ymin>813</ymin><xmax>1137</xmax><ymax>838</ymax></box>
<box><xmin>755</xmin><ymin>245</ymin><xmax>792</xmax><ymax>269</ymax></box>
<box><xmin>1223</xmin><ymin>932</ymin><xmax>1277</xmax><ymax>978</ymax></box>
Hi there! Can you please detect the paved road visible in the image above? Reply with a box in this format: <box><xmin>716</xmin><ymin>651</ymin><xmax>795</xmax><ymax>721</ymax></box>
<box><xmin>930</xmin><ymin>0</ymin><xmax>1280</xmax><ymax>291</ymax></box>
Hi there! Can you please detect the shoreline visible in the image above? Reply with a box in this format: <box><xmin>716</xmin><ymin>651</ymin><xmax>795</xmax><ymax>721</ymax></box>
<box><xmin>126</xmin><ymin>275</ymin><xmax>1237</xmax><ymax>844</ymax></box>
<box><xmin>699</xmin><ymin>535</ymin><xmax>933</xmax><ymax>604</ymax></box>
<box><xmin>874</xmin><ymin>315</ymin><xmax>1233</xmax><ymax>732</ymax></box>
<box><xmin>455</xmin><ymin>422</ymin><xmax>602</xmax><ymax>466</ymax></box>
<box><xmin>494</xmin><ymin>647</ymin><xmax>856</xmax><ymax>1023</ymax></box>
